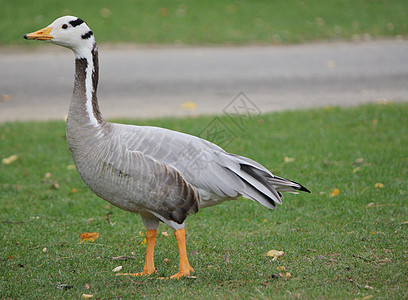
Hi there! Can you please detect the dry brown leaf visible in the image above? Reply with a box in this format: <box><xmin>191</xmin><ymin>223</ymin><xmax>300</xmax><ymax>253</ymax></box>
<box><xmin>112</xmin><ymin>265</ymin><xmax>123</xmax><ymax>272</ymax></box>
<box><xmin>100</xmin><ymin>7</ymin><xmax>112</xmax><ymax>18</ymax></box>
<box><xmin>354</xmin><ymin>158</ymin><xmax>365</xmax><ymax>165</ymax></box>
<box><xmin>224</xmin><ymin>252</ymin><xmax>230</xmax><ymax>265</ymax></box>
<box><xmin>1</xmin><ymin>94</ymin><xmax>12</xmax><ymax>102</ymax></box>
<box><xmin>276</xmin><ymin>266</ymin><xmax>292</xmax><ymax>279</ymax></box>
<box><xmin>79</xmin><ymin>232</ymin><xmax>100</xmax><ymax>243</ymax></box>
<box><xmin>49</xmin><ymin>183</ymin><xmax>60</xmax><ymax>190</ymax></box>
<box><xmin>284</xmin><ymin>156</ymin><xmax>295</xmax><ymax>163</ymax></box>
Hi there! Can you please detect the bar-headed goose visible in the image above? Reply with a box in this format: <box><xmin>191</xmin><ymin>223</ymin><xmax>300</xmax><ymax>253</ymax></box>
<box><xmin>24</xmin><ymin>16</ymin><xmax>310</xmax><ymax>279</ymax></box>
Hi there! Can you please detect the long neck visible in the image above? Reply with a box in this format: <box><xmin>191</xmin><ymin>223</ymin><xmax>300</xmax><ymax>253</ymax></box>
<box><xmin>68</xmin><ymin>43</ymin><xmax>103</xmax><ymax>126</ymax></box>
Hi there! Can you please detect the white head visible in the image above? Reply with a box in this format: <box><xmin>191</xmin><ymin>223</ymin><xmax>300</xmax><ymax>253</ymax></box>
<box><xmin>24</xmin><ymin>16</ymin><xmax>95</xmax><ymax>57</ymax></box>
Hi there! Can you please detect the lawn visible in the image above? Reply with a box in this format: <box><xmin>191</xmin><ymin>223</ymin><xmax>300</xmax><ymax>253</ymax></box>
<box><xmin>0</xmin><ymin>102</ymin><xmax>407</xmax><ymax>299</ymax></box>
<box><xmin>1</xmin><ymin>0</ymin><xmax>407</xmax><ymax>45</ymax></box>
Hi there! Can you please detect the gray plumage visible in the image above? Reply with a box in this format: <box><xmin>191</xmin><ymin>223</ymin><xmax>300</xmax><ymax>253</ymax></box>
<box><xmin>26</xmin><ymin>16</ymin><xmax>310</xmax><ymax>233</ymax></box>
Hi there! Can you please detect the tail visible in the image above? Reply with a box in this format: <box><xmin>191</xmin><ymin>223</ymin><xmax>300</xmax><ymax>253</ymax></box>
<box><xmin>267</xmin><ymin>175</ymin><xmax>311</xmax><ymax>194</ymax></box>
<box><xmin>226</xmin><ymin>154</ymin><xmax>310</xmax><ymax>209</ymax></box>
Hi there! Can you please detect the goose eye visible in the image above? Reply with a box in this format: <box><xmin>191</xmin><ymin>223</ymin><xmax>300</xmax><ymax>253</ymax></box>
<box><xmin>61</xmin><ymin>24</ymin><xmax>68</xmax><ymax>29</ymax></box>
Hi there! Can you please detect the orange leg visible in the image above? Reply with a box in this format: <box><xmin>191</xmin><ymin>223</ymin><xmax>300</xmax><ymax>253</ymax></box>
<box><xmin>116</xmin><ymin>229</ymin><xmax>157</xmax><ymax>276</ymax></box>
<box><xmin>139</xmin><ymin>229</ymin><xmax>157</xmax><ymax>275</ymax></box>
<box><xmin>170</xmin><ymin>228</ymin><xmax>194</xmax><ymax>279</ymax></box>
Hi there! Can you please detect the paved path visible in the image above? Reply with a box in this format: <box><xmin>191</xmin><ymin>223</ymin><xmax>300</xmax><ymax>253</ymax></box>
<box><xmin>0</xmin><ymin>39</ymin><xmax>407</xmax><ymax>122</ymax></box>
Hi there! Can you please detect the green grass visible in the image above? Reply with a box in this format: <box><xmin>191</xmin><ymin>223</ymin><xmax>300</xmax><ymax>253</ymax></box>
<box><xmin>0</xmin><ymin>102</ymin><xmax>407</xmax><ymax>299</ymax></box>
<box><xmin>2</xmin><ymin>0</ymin><xmax>408</xmax><ymax>45</ymax></box>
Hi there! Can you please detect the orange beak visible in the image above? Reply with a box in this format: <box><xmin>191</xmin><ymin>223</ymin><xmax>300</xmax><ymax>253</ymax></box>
<box><xmin>24</xmin><ymin>27</ymin><xmax>53</xmax><ymax>41</ymax></box>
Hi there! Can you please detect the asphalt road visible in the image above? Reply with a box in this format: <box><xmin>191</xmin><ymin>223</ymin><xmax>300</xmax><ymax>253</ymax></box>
<box><xmin>1</xmin><ymin>39</ymin><xmax>407</xmax><ymax>122</ymax></box>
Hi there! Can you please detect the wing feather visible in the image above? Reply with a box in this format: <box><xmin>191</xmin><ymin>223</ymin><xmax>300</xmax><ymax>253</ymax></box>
<box><xmin>111</xmin><ymin>123</ymin><xmax>308</xmax><ymax>211</ymax></box>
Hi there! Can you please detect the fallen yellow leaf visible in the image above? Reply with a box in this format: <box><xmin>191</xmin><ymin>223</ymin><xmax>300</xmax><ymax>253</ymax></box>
<box><xmin>2</xmin><ymin>154</ymin><xmax>18</xmax><ymax>165</ymax></box>
<box><xmin>267</xmin><ymin>250</ymin><xmax>284</xmax><ymax>261</ymax></box>
<box><xmin>81</xmin><ymin>294</ymin><xmax>94</xmax><ymax>299</ymax></box>
<box><xmin>141</xmin><ymin>238</ymin><xmax>147</xmax><ymax>245</ymax></box>
<box><xmin>374</xmin><ymin>183</ymin><xmax>384</xmax><ymax>189</ymax></box>
<box><xmin>79</xmin><ymin>232</ymin><xmax>100</xmax><ymax>243</ymax></box>
<box><xmin>329</xmin><ymin>188</ymin><xmax>340</xmax><ymax>197</ymax></box>
<box><xmin>181</xmin><ymin>101</ymin><xmax>197</xmax><ymax>110</ymax></box>
<box><xmin>352</xmin><ymin>166</ymin><xmax>361</xmax><ymax>173</ymax></box>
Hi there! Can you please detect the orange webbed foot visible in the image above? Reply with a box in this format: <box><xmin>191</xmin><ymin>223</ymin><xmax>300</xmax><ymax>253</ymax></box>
<box><xmin>170</xmin><ymin>266</ymin><xmax>194</xmax><ymax>279</ymax></box>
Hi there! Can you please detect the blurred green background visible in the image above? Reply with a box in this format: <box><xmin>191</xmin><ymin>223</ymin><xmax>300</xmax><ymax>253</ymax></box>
<box><xmin>2</xmin><ymin>0</ymin><xmax>407</xmax><ymax>45</ymax></box>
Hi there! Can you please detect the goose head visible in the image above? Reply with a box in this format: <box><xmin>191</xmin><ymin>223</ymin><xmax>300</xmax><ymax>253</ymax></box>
<box><xmin>24</xmin><ymin>16</ymin><xmax>95</xmax><ymax>56</ymax></box>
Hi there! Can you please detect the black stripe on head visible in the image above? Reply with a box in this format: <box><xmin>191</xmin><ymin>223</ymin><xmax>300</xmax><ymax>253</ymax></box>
<box><xmin>81</xmin><ymin>31</ymin><xmax>93</xmax><ymax>39</ymax></box>
<box><xmin>69</xmin><ymin>18</ymin><xmax>84</xmax><ymax>27</ymax></box>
